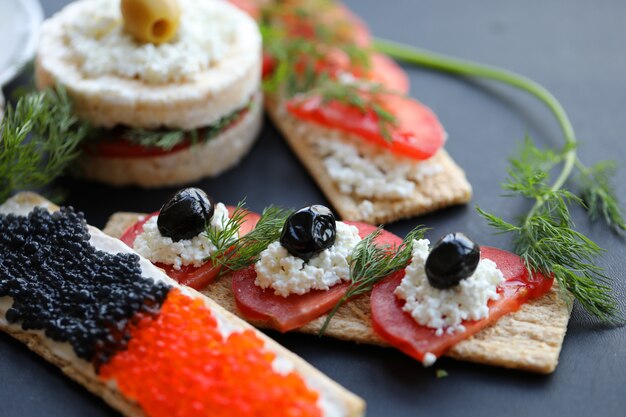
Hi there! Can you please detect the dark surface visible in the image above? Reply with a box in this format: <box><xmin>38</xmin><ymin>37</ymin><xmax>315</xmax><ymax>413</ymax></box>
<box><xmin>2</xmin><ymin>0</ymin><xmax>626</xmax><ymax>416</ymax></box>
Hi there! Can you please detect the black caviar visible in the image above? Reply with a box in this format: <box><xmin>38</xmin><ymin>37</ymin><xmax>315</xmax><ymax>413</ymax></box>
<box><xmin>0</xmin><ymin>207</ymin><xmax>171</xmax><ymax>368</ymax></box>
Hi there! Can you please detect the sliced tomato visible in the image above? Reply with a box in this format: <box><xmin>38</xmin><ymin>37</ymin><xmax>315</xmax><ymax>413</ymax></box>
<box><xmin>227</xmin><ymin>0</ymin><xmax>263</xmax><ymax>19</ymax></box>
<box><xmin>370</xmin><ymin>246</ymin><xmax>554</xmax><ymax>364</ymax></box>
<box><xmin>231</xmin><ymin>221</ymin><xmax>402</xmax><ymax>332</ymax></box>
<box><xmin>275</xmin><ymin>2</ymin><xmax>371</xmax><ymax>47</ymax></box>
<box><xmin>287</xmin><ymin>50</ymin><xmax>409</xmax><ymax>94</ymax></box>
<box><xmin>287</xmin><ymin>93</ymin><xmax>445</xmax><ymax>160</ymax></box>
<box><xmin>119</xmin><ymin>207</ymin><xmax>261</xmax><ymax>290</ymax></box>
<box><xmin>366</xmin><ymin>54</ymin><xmax>410</xmax><ymax>94</ymax></box>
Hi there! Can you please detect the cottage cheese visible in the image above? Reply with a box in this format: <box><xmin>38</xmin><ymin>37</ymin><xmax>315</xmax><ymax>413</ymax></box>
<box><xmin>395</xmin><ymin>239</ymin><xmax>504</xmax><ymax>336</ymax></box>
<box><xmin>63</xmin><ymin>0</ymin><xmax>241</xmax><ymax>84</ymax></box>
<box><xmin>254</xmin><ymin>222</ymin><xmax>362</xmax><ymax>297</ymax></box>
<box><xmin>133</xmin><ymin>203</ymin><xmax>233</xmax><ymax>270</ymax></box>
<box><xmin>313</xmin><ymin>135</ymin><xmax>443</xmax><ymax>199</ymax></box>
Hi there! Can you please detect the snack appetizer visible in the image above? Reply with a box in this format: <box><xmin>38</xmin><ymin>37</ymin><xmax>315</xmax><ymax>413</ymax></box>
<box><xmin>117</xmin><ymin>187</ymin><xmax>261</xmax><ymax>289</ymax></box>
<box><xmin>35</xmin><ymin>0</ymin><xmax>262</xmax><ymax>187</ymax></box>
<box><xmin>229</xmin><ymin>0</ymin><xmax>472</xmax><ymax>224</ymax></box>
<box><xmin>106</xmin><ymin>192</ymin><xmax>571</xmax><ymax>373</ymax></box>
<box><xmin>0</xmin><ymin>192</ymin><xmax>365</xmax><ymax>417</ymax></box>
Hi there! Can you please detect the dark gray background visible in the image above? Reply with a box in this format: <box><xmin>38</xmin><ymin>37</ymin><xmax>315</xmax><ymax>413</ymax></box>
<box><xmin>2</xmin><ymin>0</ymin><xmax>626</xmax><ymax>416</ymax></box>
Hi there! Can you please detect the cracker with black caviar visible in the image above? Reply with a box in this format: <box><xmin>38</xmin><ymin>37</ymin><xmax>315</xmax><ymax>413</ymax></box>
<box><xmin>105</xmin><ymin>210</ymin><xmax>571</xmax><ymax>374</ymax></box>
<box><xmin>0</xmin><ymin>192</ymin><xmax>365</xmax><ymax>417</ymax></box>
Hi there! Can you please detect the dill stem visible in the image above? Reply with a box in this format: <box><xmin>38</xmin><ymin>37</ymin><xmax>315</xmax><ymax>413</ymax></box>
<box><xmin>373</xmin><ymin>38</ymin><xmax>578</xmax><ymax>225</ymax></box>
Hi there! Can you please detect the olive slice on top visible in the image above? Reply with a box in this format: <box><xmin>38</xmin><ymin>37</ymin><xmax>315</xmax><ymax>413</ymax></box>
<box><xmin>157</xmin><ymin>188</ymin><xmax>214</xmax><ymax>241</ymax></box>
<box><xmin>425</xmin><ymin>233</ymin><xmax>480</xmax><ymax>289</ymax></box>
<box><xmin>280</xmin><ymin>205</ymin><xmax>337</xmax><ymax>262</ymax></box>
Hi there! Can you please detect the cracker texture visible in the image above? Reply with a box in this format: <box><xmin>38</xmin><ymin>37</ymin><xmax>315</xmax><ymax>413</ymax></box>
<box><xmin>105</xmin><ymin>212</ymin><xmax>571</xmax><ymax>374</ymax></box>
<box><xmin>266</xmin><ymin>98</ymin><xmax>473</xmax><ymax>224</ymax></box>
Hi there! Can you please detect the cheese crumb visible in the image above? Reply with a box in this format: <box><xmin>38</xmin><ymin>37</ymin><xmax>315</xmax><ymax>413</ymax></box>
<box><xmin>313</xmin><ymin>135</ymin><xmax>443</xmax><ymax>199</ymax></box>
<box><xmin>395</xmin><ymin>239</ymin><xmax>504</xmax><ymax>335</ymax></box>
<box><xmin>133</xmin><ymin>203</ymin><xmax>233</xmax><ymax>270</ymax></box>
<box><xmin>422</xmin><ymin>352</ymin><xmax>437</xmax><ymax>367</ymax></box>
<box><xmin>254</xmin><ymin>222</ymin><xmax>362</xmax><ymax>297</ymax></box>
<box><xmin>64</xmin><ymin>0</ymin><xmax>242</xmax><ymax>84</ymax></box>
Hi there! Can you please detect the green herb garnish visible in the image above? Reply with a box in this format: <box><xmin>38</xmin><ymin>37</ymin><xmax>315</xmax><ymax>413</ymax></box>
<box><xmin>120</xmin><ymin>101</ymin><xmax>252</xmax><ymax>151</ymax></box>
<box><xmin>0</xmin><ymin>86</ymin><xmax>90</xmax><ymax>203</ymax></box>
<box><xmin>319</xmin><ymin>225</ymin><xmax>428</xmax><ymax>335</ymax></box>
<box><xmin>374</xmin><ymin>38</ymin><xmax>625</xmax><ymax>322</ymax></box>
<box><xmin>208</xmin><ymin>205</ymin><xmax>293</xmax><ymax>276</ymax></box>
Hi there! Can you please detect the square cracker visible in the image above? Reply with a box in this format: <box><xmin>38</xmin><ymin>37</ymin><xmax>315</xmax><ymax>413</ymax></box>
<box><xmin>105</xmin><ymin>213</ymin><xmax>572</xmax><ymax>373</ymax></box>
<box><xmin>266</xmin><ymin>98</ymin><xmax>473</xmax><ymax>224</ymax></box>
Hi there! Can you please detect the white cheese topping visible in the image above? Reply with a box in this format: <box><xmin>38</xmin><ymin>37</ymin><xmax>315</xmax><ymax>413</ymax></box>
<box><xmin>133</xmin><ymin>203</ymin><xmax>233</xmax><ymax>270</ymax></box>
<box><xmin>63</xmin><ymin>0</ymin><xmax>242</xmax><ymax>84</ymax></box>
<box><xmin>313</xmin><ymin>135</ymin><xmax>444</xmax><ymax>199</ymax></box>
<box><xmin>422</xmin><ymin>352</ymin><xmax>437</xmax><ymax>367</ymax></box>
<box><xmin>395</xmin><ymin>239</ymin><xmax>504</xmax><ymax>336</ymax></box>
<box><xmin>254</xmin><ymin>222</ymin><xmax>362</xmax><ymax>297</ymax></box>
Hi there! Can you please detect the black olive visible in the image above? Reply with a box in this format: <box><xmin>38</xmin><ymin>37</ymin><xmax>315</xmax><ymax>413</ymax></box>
<box><xmin>157</xmin><ymin>188</ymin><xmax>215</xmax><ymax>241</ymax></box>
<box><xmin>425</xmin><ymin>233</ymin><xmax>480</xmax><ymax>289</ymax></box>
<box><xmin>280</xmin><ymin>205</ymin><xmax>336</xmax><ymax>262</ymax></box>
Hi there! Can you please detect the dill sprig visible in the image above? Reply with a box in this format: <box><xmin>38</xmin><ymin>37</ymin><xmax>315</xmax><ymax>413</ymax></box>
<box><xmin>477</xmin><ymin>139</ymin><xmax>622</xmax><ymax>323</ymax></box>
<box><xmin>319</xmin><ymin>225</ymin><xmax>428</xmax><ymax>335</ymax></box>
<box><xmin>0</xmin><ymin>86</ymin><xmax>90</xmax><ymax>203</ymax></box>
<box><xmin>205</xmin><ymin>199</ymin><xmax>248</xmax><ymax>257</ymax></box>
<box><xmin>308</xmin><ymin>78</ymin><xmax>398</xmax><ymax>141</ymax></box>
<box><xmin>376</xmin><ymin>38</ymin><xmax>625</xmax><ymax>323</ymax></box>
<box><xmin>209</xmin><ymin>206</ymin><xmax>293</xmax><ymax>276</ymax></box>
<box><xmin>120</xmin><ymin>102</ymin><xmax>252</xmax><ymax>151</ymax></box>
<box><xmin>577</xmin><ymin>160</ymin><xmax>626</xmax><ymax>233</ymax></box>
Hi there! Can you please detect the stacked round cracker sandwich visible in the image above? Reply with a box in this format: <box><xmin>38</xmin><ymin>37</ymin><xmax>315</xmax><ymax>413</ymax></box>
<box><xmin>35</xmin><ymin>0</ymin><xmax>263</xmax><ymax>187</ymax></box>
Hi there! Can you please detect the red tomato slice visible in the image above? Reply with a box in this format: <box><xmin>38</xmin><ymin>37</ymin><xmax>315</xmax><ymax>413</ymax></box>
<box><xmin>227</xmin><ymin>0</ymin><xmax>263</xmax><ymax>19</ymax></box>
<box><xmin>366</xmin><ymin>53</ymin><xmax>410</xmax><ymax>94</ymax></box>
<box><xmin>86</xmin><ymin>108</ymin><xmax>249</xmax><ymax>159</ymax></box>
<box><xmin>119</xmin><ymin>207</ymin><xmax>261</xmax><ymax>290</ymax></box>
<box><xmin>287</xmin><ymin>93</ymin><xmax>446</xmax><ymax>160</ymax></box>
<box><xmin>231</xmin><ymin>221</ymin><xmax>402</xmax><ymax>332</ymax></box>
<box><xmin>370</xmin><ymin>246</ymin><xmax>554</xmax><ymax>364</ymax></box>
<box><xmin>287</xmin><ymin>50</ymin><xmax>409</xmax><ymax>94</ymax></box>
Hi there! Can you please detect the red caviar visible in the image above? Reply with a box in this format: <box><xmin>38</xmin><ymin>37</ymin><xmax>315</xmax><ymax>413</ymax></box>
<box><xmin>100</xmin><ymin>290</ymin><xmax>322</xmax><ymax>417</ymax></box>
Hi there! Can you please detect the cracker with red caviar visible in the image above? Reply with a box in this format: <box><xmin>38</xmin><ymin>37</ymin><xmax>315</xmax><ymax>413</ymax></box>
<box><xmin>0</xmin><ymin>193</ymin><xmax>365</xmax><ymax>417</ymax></box>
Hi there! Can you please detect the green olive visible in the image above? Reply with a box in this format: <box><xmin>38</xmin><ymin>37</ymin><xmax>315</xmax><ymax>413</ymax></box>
<box><xmin>121</xmin><ymin>0</ymin><xmax>181</xmax><ymax>44</ymax></box>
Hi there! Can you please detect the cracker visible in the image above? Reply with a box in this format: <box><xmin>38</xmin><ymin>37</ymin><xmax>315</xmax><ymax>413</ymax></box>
<box><xmin>105</xmin><ymin>212</ymin><xmax>572</xmax><ymax>374</ymax></box>
<box><xmin>0</xmin><ymin>193</ymin><xmax>365</xmax><ymax>417</ymax></box>
<box><xmin>265</xmin><ymin>98</ymin><xmax>473</xmax><ymax>224</ymax></box>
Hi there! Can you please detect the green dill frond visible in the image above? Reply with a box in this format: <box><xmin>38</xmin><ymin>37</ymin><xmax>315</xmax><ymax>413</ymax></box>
<box><xmin>120</xmin><ymin>102</ymin><xmax>250</xmax><ymax>151</ymax></box>
<box><xmin>477</xmin><ymin>136</ymin><xmax>622</xmax><ymax>323</ymax></box>
<box><xmin>319</xmin><ymin>224</ymin><xmax>428</xmax><ymax>335</ymax></box>
<box><xmin>503</xmin><ymin>137</ymin><xmax>564</xmax><ymax>198</ymax></box>
<box><xmin>123</xmin><ymin>129</ymin><xmax>186</xmax><ymax>150</ymax></box>
<box><xmin>0</xmin><ymin>86</ymin><xmax>90</xmax><ymax>203</ymax></box>
<box><xmin>205</xmin><ymin>199</ymin><xmax>248</xmax><ymax>262</ymax></box>
<box><xmin>211</xmin><ymin>206</ymin><xmax>293</xmax><ymax>276</ymax></box>
<box><xmin>578</xmin><ymin>160</ymin><xmax>626</xmax><ymax>233</ymax></box>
